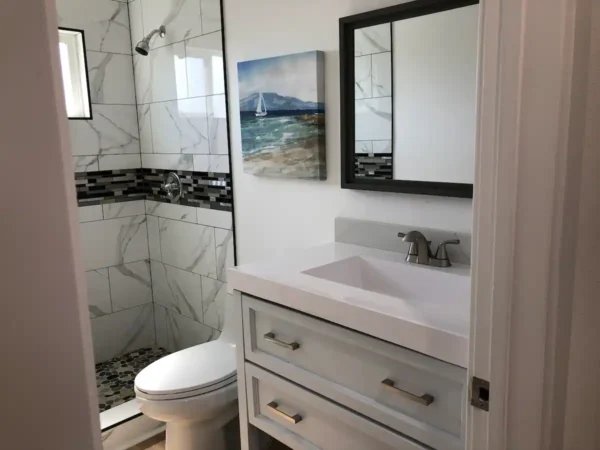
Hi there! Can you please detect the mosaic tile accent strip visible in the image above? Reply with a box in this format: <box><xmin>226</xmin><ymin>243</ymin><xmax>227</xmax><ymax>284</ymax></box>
<box><xmin>144</xmin><ymin>168</ymin><xmax>232</xmax><ymax>212</ymax></box>
<box><xmin>96</xmin><ymin>347</ymin><xmax>169</xmax><ymax>413</ymax></box>
<box><xmin>75</xmin><ymin>168</ymin><xmax>232</xmax><ymax>211</ymax></box>
<box><xmin>76</xmin><ymin>168</ymin><xmax>146</xmax><ymax>207</ymax></box>
<box><xmin>355</xmin><ymin>154</ymin><xmax>393</xmax><ymax>180</ymax></box>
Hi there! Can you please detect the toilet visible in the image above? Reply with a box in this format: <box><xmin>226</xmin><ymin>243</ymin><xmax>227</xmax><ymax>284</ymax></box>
<box><xmin>134</xmin><ymin>295</ymin><xmax>238</xmax><ymax>450</ymax></box>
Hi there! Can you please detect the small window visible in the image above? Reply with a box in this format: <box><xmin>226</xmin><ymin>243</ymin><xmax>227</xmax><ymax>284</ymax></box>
<box><xmin>58</xmin><ymin>28</ymin><xmax>92</xmax><ymax>119</ymax></box>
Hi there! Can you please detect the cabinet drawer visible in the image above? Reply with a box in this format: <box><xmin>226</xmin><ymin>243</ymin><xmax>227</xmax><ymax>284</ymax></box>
<box><xmin>246</xmin><ymin>363</ymin><xmax>427</xmax><ymax>450</ymax></box>
<box><xmin>242</xmin><ymin>295</ymin><xmax>466</xmax><ymax>450</ymax></box>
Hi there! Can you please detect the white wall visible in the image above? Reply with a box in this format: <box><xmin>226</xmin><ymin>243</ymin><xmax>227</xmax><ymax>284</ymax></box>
<box><xmin>223</xmin><ymin>0</ymin><xmax>473</xmax><ymax>264</ymax></box>
<box><xmin>393</xmin><ymin>5</ymin><xmax>478</xmax><ymax>184</ymax></box>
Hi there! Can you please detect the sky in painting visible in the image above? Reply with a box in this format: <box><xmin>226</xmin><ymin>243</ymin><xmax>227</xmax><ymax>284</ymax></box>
<box><xmin>238</xmin><ymin>51</ymin><xmax>319</xmax><ymax>103</ymax></box>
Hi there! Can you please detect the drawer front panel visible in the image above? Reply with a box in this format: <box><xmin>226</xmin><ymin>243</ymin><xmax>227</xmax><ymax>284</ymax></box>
<box><xmin>243</xmin><ymin>295</ymin><xmax>466</xmax><ymax>450</ymax></box>
<box><xmin>246</xmin><ymin>363</ymin><xmax>427</xmax><ymax>450</ymax></box>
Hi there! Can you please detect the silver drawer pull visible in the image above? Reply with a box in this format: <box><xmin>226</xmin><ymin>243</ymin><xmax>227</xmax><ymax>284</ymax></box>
<box><xmin>267</xmin><ymin>401</ymin><xmax>303</xmax><ymax>424</ymax></box>
<box><xmin>263</xmin><ymin>332</ymin><xmax>300</xmax><ymax>351</ymax></box>
<box><xmin>381</xmin><ymin>378</ymin><xmax>435</xmax><ymax>406</ymax></box>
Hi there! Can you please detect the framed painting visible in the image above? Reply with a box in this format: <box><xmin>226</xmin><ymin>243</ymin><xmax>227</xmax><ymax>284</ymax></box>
<box><xmin>237</xmin><ymin>51</ymin><xmax>326</xmax><ymax>180</ymax></box>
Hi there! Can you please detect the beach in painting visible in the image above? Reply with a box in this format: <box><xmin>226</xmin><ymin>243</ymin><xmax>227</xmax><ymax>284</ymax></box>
<box><xmin>237</xmin><ymin>51</ymin><xmax>326</xmax><ymax>179</ymax></box>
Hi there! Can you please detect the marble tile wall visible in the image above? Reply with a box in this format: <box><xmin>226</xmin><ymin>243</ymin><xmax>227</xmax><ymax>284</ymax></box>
<box><xmin>354</xmin><ymin>23</ymin><xmax>394</xmax><ymax>179</ymax></box>
<box><xmin>129</xmin><ymin>0</ymin><xmax>230</xmax><ymax>174</ymax></box>
<box><xmin>146</xmin><ymin>200</ymin><xmax>233</xmax><ymax>353</ymax></box>
<box><xmin>129</xmin><ymin>0</ymin><xmax>235</xmax><ymax>352</ymax></box>
<box><xmin>56</xmin><ymin>0</ymin><xmax>141</xmax><ymax>173</ymax></box>
<box><xmin>78</xmin><ymin>202</ymin><xmax>155</xmax><ymax>363</ymax></box>
<box><xmin>59</xmin><ymin>0</ymin><xmax>235</xmax><ymax>362</ymax></box>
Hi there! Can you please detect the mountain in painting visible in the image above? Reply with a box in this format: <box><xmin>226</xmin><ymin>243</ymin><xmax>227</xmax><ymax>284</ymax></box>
<box><xmin>239</xmin><ymin>92</ymin><xmax>324</xmax><ymax>112</ymax></box>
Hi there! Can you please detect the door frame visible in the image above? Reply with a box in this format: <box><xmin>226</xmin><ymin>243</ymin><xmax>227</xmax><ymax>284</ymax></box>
<box><xmin>468</xmin><ymin>0</ymin><xmax>592</xmax><ymax>448</ymax></box>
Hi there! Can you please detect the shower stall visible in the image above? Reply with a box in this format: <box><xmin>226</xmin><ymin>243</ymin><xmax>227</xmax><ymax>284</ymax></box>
<box><xmin>55</xmin><ymin>0</ymin><xmax>234</xmax><ymax>446</ymax></box>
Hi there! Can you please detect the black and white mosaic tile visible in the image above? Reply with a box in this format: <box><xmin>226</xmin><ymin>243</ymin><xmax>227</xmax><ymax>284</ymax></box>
<box><xmin>75</xmin><ymin>168</ymin><xmax>232</xmax><ymax>211</ymax></box>
<box><xmin>144</xmin><ymin>168</ymin><xmax>232</xmax><ymax>212</ymax></box>
<box><xmin>95</xmin><ymin>347</ymin><xmax>169</xmax><ymax>413</ymax></box>
<box><xmin>355</xmin><ymin>154</ymin><xmax>393</xmax><ymax>180</ymax></box>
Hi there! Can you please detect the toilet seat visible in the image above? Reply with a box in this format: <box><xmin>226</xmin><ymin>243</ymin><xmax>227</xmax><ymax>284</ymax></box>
<box><xmin>135</xmin><ymin>340</ymin><xmax>237</xmax><ymax>401</ymax></box>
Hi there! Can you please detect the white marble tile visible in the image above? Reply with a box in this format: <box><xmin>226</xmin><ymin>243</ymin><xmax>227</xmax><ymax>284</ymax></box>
<box><xmin>355</xmin><ymin>55</ymin><xmax>372</xmax><ymax>99</ymax></box>
<box><xmin>87</xmin><ymin>51</ymin><xmax>136</xmax><ymax>105</ymax></box>
<box><xmin>371</xmin><ymin>52</ymin><xmax>392</xmax><ymax>97</ymax></box>
<box><xmin>103</xmin><ymin>200</ymin><xmax>145</xmax><ymax>219</ymax></box>
<box><xmin>79</xmin><ymin>205</ymin><xmax>103</xmax><ymax>223</ymax></box>
<box><xmin>137</xmin><ymin>104</ymin><xmax>153</xmax><ymax>153</ymax></box>
<box><xmin>151</xmin><ymin>260</ymin><xmax>203</xmax><ymax>322</ymax></box>
<box><xmin>355</xmin><ymin>23</ymin><xmax>392</xmax><ymax>56</ymax></box>
<box><xmin>91</xmin><ymin>304</ymin><xmax>155</xmax><ymax>362</ymax></box>
<box><xmin>201</xmin><ymin>277</ymin><xmax>227</xmax><ymax>330</ymax></box>
<box><xmin>133</xmin><ymin>54</ymin><xmax>153</xmax><ymax>104</ymax></box>
<box><xmin>355</xmin><ymin>97</ymin><xmax>393</xmax><ymax>141</ymax></box>
<box><xmin>128</xmin><ymin>0</ymin><xmax>144</xmax><ymax>54</ymax></box>
<box><xmin>141</xmin><ymin>0</ymin><xmax>203</xmax><ymax>49</ymax></box>
<box><xmin>73</xmin><ymin>156</ymin><xmax>99</xmax><ymax>172</ymax></box>
<box><xmin>196</xmin><ymin>208</ymin><xmax>232</xmax><ymax>229</ymax></box>
<box><xmin>141</xmin><ymin>154</ymin><xmax>193</xmax><ymax>170</ymax></box>
<box><xmin>69</xmin><ymin>105</ymin><xmax>140</xmax><ymax>156</ymax></box>
<box><xmin>193</xmin><ymin>155</ymin><xmax>229</xmax><ymax>173</ymax></box>
<box><xmin>155</xmin><ymin>304</ymin><xmax>218</xmax><ymax>353</ymax></box>
<box><xmin>80</xmin><ymin>215</ymin><xmax>149</xmax><ymax>270</ymax></box>
<box><xmin>214</xmin><ymin>228</ymin><xmax>234</xmax><ymax>282</ymax></box>
<box><xmin>185</xmin><ymin>32</ymin><xmax>225</xmax><ymax>98</ymax></box>
<box><xmin>207</xmin><ymin>94</ymin><xmax>228</xmax><ymax>155</ymax></box>
<box><xmin>159</xmin><ymin>218</ymin><xmax>216</xmax><ymax>277</ymax></box>
<box><xmin>151</xmin><ymin>42</ymin><xmax>188</xmax><ymax>102</ymax></box>
<box><xmin>355</xmin><ymin>141</ymin><xmax>373</xmax><ymax>154</ymax></box>
<box><xmin>86</xmin><ymin>269</ymin><xmax>111</xmax><ymax>318</ymax></box>
<box><xmin>109</xmin><ymin>260</ymin><xmax>152</xmax><ymax>311</ymax></box>
<box><xmin>150</xmin><ymin>98</ymin><xmax>209</xmax><ymax>154</ymax></box>
<box><xmin>98</xmin><ymin>154</ymin><xmax>141</xmax><ymax>170</ymax></box>
<box><xmin>373</xmin><ymin>140</ymin><xmax>393</xmax><ymax>153</ymax></box>
<box><xmin>56</xmin><ymin>0</ymin><xmax>131</xmax><ymax>55</ymax></box>
<box><xmin>145</xmin><ymin>200</ymin><xmax>196</xmax><ymax>223</ymax></box>
<box><xmin>146</xmin><ymin>215</ymin><xmax>162</xmax><ymax>261</ymax></box>
<box><xmin>200</xmin><ymin>0</ymin><xmax>222</xmax><ymax>34</ymax></box>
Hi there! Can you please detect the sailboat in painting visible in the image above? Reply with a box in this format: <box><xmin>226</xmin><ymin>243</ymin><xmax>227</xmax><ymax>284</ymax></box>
<box><xmin>255</xmin><ymin>92</ymin><xmax>268</xmax><ymax>117</ymax></box>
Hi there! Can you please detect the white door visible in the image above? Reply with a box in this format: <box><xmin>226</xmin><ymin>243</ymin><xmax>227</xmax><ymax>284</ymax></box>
<box><xmin>467</xmin><ymin>0</ymin><xmax>595</xmax><ymax>449</ymax></box>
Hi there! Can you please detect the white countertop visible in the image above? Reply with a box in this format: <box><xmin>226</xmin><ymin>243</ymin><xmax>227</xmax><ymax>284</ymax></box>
<box><xmin>228</xmin><ymin>242</ymin><xmax>471</xmax><ymax>368</ymax></box>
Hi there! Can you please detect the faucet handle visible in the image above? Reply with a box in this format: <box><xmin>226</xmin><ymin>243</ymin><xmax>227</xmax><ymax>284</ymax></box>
<box><xmin>434</xmin><ymin>239</ymin><xmax>461</xmax><ymax>266</ymax></box>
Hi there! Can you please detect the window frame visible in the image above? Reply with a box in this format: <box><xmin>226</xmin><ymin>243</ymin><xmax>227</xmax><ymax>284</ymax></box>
<box><xmin>58</xmin><ymin>27</ymin><xmax>93</xmax><ymax>120</ymax></box>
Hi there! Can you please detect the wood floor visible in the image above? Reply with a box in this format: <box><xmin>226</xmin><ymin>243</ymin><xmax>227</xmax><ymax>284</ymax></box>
<box><xmin>130</xmin><ymin>432</ymin><xmax>290</xmax><ymax>449</ymax></box>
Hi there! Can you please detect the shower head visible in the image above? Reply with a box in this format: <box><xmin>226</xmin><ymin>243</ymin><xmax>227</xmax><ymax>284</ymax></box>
<box><xmin>135</xmin><ymin>25</ymin><xmax>166</xmax><ymax>56</ymax></box>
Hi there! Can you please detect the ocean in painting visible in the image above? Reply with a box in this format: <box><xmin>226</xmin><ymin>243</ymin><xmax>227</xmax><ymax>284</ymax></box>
<box><xmin>237</xmin><ymin>52</ymin><xmax>326</xmax><ymax>179</ymax></box>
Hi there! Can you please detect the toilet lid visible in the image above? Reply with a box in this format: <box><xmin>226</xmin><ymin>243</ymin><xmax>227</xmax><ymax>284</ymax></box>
<box><xmin>135</xmin><ymin>340</ymin><xmax>236</xmax><ymax>397</ymax></box>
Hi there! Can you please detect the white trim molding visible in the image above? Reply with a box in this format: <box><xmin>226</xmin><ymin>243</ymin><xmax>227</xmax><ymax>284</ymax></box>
<box><xmin>469</xmin><ymin>0</ymin><xmax>594</xmax><ymax>449</ymax></box>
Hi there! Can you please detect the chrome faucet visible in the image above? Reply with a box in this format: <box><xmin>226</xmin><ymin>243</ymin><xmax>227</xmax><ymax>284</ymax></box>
<box><xmin>398</xmin><ymin>231</ymin><xmax>460</xmax><ymax>267</ymax></box>
<box><xmin>398</xmin><ymin>231</ymin><xmax>432</xmax><ymax>265</ymax></box>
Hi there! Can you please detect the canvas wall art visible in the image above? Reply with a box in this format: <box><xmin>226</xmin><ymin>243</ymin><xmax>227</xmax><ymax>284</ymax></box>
<box><xmin>237</xmin><ymin>51</ymin><xmax>326</xmax><ymax>179</ymax></box>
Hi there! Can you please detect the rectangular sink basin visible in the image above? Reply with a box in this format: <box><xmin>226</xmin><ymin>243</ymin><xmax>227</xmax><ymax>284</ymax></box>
<box><xmin>303</xmin><ymin>255</ymin><xmax>470</xmax><ymax>304</ymax></box>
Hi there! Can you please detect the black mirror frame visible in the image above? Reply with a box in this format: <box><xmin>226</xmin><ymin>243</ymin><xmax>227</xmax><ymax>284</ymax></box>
<box><xmin>339</xmin><ymin>0</ymin><xmax>478</xmax><ymax>199</ymax></box>
<box><xmin>58</xmin><ymin>27</ymin><xmax>93</xmax><ymax>121</ymax></box>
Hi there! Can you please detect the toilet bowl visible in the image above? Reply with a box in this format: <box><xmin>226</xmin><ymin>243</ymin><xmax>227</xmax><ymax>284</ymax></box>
<box><xmin>135</xmin><ymin>295</ymin><xmax>238</xmax><ymax>450</ymax></box>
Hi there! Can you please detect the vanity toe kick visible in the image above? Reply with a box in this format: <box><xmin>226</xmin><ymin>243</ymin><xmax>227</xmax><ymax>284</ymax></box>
<box><xmin>241</xmin><ymin>295</ymin><xmax>467</xmax><ymax>450</ymax></box>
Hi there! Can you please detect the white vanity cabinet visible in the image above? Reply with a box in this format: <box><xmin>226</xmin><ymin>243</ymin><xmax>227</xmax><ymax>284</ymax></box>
<box><xmin>235</xmin><ymin>293</ymin><xmax>467</xmax><ymax>450</ymax></box>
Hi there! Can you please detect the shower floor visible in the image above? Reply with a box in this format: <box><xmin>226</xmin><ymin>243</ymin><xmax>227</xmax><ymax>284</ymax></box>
<box><xmin>96</xmin><ymin>347</ymin><xmax>169</xmax><ymax>413</ymax></box>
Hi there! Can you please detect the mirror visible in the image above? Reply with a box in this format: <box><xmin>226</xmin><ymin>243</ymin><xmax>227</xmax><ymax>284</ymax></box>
<box><xmin>340</xmin><ymin>0</ymin><xmax>479</xmax><ymax>198</ymax></box>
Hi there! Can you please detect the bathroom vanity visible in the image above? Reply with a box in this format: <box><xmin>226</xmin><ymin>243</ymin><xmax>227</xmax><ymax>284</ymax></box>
<box><xmin>229</xmin><ymin>219</ymin><xmax>471</xmax><ymax>450</ymax></box>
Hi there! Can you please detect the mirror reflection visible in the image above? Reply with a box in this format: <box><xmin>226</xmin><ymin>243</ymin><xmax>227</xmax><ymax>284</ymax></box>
<box><xmin>352</xmin><ymin>4</ymin><xmax>479</xmax><ymax>185</ymax></box>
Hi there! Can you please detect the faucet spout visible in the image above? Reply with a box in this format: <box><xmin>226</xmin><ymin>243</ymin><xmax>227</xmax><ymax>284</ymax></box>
<box><xmin>401</xmin><ymin>231</ymin><xmax>431</xmax><ymax>265</ymax></box>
